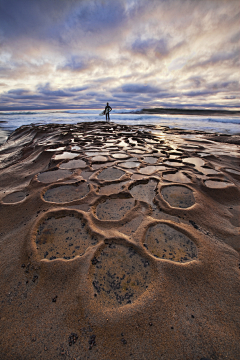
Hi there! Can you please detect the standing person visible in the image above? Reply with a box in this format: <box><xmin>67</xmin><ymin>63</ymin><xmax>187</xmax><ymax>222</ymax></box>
<box><xmin>105</xmin><ymin>102</ymin><xmax>112</xmax><ymax>122</ymax></box>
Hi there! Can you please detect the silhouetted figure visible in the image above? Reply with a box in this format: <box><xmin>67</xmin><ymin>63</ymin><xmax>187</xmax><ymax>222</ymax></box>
<box><xmin>105</xmin><ymin>102</ymin><xmax>112</xmax><ymax>122</ymax></box>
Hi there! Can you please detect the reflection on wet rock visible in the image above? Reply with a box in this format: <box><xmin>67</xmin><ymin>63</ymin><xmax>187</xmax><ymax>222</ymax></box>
<box><xmin>43</xmin><ymin>181</ymin><xmax>89</xmax><ymax>203</ymax></box>
<box><xmin>163</xmin><ymin>171</ymin><xmax>191</xmax><ymax>183</ymax></box>
<box><xmin>90</xmin><ymin>243</ymin><xmax>151</xmax><ymax>306</ymax></box>
<box><xmin>225</xmin><ymin>168</ymin><xmax>240</xmax><ymax>176</ymax></box>
<box><xmin>183</xmin><ymin>157</ymin><xmax>219</xmax><ymax>175</ymax></box>
<box><xmin>164</xmin><ymin>160</ymin><xmax>183</xmax><ymax>167</ymax></box>
<box><xmin>183</xmin><ymin>157</ymin><xmax>205</xmax><ymax>167</ymax></box>
<box><xmin>204</xmin><ymin>180</ymin><xmax>232</xmax><ymax>189</ymax></box>
<box><xmin>35</xmin><ymin>212</ymin><xmax>98</xmax><ymax>260</ymax></box>
<box><xmin>85</xmin><ymin>151</ymin><xmax>109</xmax><ymax>156</ymax></box>
<box><xmin>145</xmin><ymin>223</ymin><xmax>197</xmax><ymax>262</ymax></box>
<box><xmin>119</xmin><ymin>161</ymin><xmax>140</xmax><ymax>169</ymax></box>
<box><xmin>52</xmin><ymin>152</ymin><xmax>78</xmax><ymax>160</ymax></box>
<box><xmin>91</xmin><ymin>156</ymin><xmax>108</xmax><ymax>162</ymax></box>
<box><xmin>111</xmin><ymin>153</ymin><xmax>129</xmax><ymax>159</ymax></box>
<box><xmin>143</xmin><ymin>156</ymin><xmax>158</xmax><ymax>164</ymax></box>
<box><xmin>139</xmin><ymin>165</ymin><xmax>167</xmax><ymax>175</ymax></box>
<box><xmin>161</xmin><ymin>185</ymin><xmax>195</xmax><ymax>208</ymax></box>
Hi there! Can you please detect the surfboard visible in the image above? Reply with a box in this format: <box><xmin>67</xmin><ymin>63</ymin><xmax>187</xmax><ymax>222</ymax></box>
<box><xmin>99</xmin><ymin>108</ymin><xmax>111</xmax><ymax>116</ymax></box>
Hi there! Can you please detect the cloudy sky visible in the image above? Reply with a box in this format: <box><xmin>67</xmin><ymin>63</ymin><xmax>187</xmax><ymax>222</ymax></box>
<box><xmin>0</xmin><ymin>0</ymin><xmax>239</xmax><ymax>110</ymax></box>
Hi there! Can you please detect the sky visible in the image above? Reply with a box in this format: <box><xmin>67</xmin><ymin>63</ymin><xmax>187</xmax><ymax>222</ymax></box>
<box><xmin>0</xmin><ymin>0</ymin><xmax>239</xmax><ymax>111</ymax></box>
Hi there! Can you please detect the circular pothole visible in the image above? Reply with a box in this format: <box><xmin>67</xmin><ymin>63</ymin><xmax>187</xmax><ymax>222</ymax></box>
<box><xmin>90</xmin><ymin>243</ymin><xmax>151</xmax><ymax>307</ymax></box>
<box><xmin>2</xmin><ymin>191</ymin><xmax>27</xmax><ymax>204</ymax></box>
<box><xmin>43</xmin><ymin>182</ymin><xmax>89</xmax><ymax>203</ymax></box>
<box><xmin>35</xmin><ymin>212</ymin><xmax>99</xmax><ymax>260</ymax></box>
<box><xmin>161</xmin><ymin>185</ymin><xmax>195</xmax><ymax>208</ymax></box>
<box><xmin>144</xmin><ymin>223</ymin><xmax>197</xmax><ymax>262</ymax></box>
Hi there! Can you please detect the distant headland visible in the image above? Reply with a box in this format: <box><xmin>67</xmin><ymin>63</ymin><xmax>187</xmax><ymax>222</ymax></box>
<box><xmin>125</xmin><ymin>108</ymin><xmax>240</xmax><ymax>116</ymax></box>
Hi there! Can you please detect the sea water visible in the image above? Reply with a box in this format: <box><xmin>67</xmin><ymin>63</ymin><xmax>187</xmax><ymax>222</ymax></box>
<box><xmin>0</xmin><ymin>109</ymin><xmax>239</xmax><ymax>145</ymax></box>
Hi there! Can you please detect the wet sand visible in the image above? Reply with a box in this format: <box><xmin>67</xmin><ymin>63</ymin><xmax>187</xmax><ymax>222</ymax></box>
<box><xmin>0</xmin><ymin>121</ymin><xmax>239</xmax><ymax>359</ymax></box>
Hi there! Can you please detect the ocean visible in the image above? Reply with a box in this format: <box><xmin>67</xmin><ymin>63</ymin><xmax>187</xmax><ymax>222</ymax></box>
<box><xmin>0</xmin><ymin>109</ymin><xmax>239</xmax><ymax>145</ymax></box>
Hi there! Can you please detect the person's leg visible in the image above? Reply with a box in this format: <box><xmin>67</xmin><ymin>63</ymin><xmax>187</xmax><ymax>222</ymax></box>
<box><xmin>105</xmin><ymin>113</ymin><xmax>107</xmax><ymax>121</ymax></box>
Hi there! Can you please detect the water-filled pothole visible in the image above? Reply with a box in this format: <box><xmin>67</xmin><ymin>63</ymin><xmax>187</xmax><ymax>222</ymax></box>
<box><xmin>71</xmin><ymin>145</ymin><xmax>81</xmax><ymax>151</ymax></box>
<box><xmin>90</xmin><ymin>243</ymin><xmax>151</xmax><ymax>307</ymax></box>
<box><xmin>119</xmin><ymin>161</ymin><xmax>141</xmax><ymax>169</ymax></box>
<box><xmin>91</xmin><ymin>156</ymin><xmax>108</xmax><ymax>162</ymax></box>
<box><xmin>46</xmin><ymin>147</ymin><xmax>65</xmax><ymax>152</ymax></box>
<box><xmin>52</xmin><ymin>152</ymin><xmax>78</xmax><ymax>160</ymax></box>
<box><xmin>143</xmin><ymin>157</ymin><xmax>158</xmax><ymax>164</ymax></box>
<box><xmin>59</xmin><ymin>159</ymin><xmax>86</xmax><ymax>169</ymax></box>
<box><xmin>129</xmin><ymin>180</ymin><xmax>158</xmax><ymax>205</ymax></box>
<box><xmin>183</xmin><ymin>157</ymin><xmax>205</xmax><ymax>167</ymax></box>
<box><xmin>37</xmin><ymin>169</ymin><xmax>72</xmax><ymax>183</ymax></box>
<box><xmin>164</xmin><ymin>160</ymin><xmax>183</xmax><ymax>167</ymax></box>
<box><xmin>97</xmin><ymin>167</ymin><xmax>125</xmax><ymax>181</ymax></box>
<box><xmin>161</xmin><ymin>185</ymin><xmax>195</xmax><ymax>208</ymax></box>
<box><xmin>2</xmin><ymin>191</ymin><xmax>27</xmax><ymax>204</ymax></box>
<box><xmin>43</xmin><ymin>182</ymin><xmax>89</xmax><ymax>203</ymax></box>
<box><xmin>111</xmin><ymin>153</ymin><xmax>129</xmax><ymax>159</ymax></box>
<box><xmin>35</xmin><ymin>213</ymin><xmax>98</xmax><ymax>260</ymax></box>
<box><xmin>144</xmin><ymin>223</ymin><xmax>197</xmax><ymax>262</ymax></box>
<box><xmin>200</xmin><ymin>168</ymin><xmax>219</xmax><ymax>175</ymax></box>
<box><xmin>129</xmin><ymin>149</ymin><xmax>145</xmax><ymax>154</ymax></box>
<box><xmin>139</xmin><ymin>166</ymin><xmax>167</xmax><ymax>175</ymax></box>
<box><xmin>183</xmin><ymin>157</ymin><xmax>218</xmax><ymax>175</ymax></box>
<box><xmin>204</xmin><ymin>180</ymin><xmax>232</xmax><ymax>189</ymax></box>
<box><xmin>162</xmin><ymin>171</ymin><xmax>191</xmax><ymax>183</ymax></box>
<box><xmin>85</xmin><ymin>151</ymin><xmax>109</xmax><ymax>156</ymax></box>
<box><xmin>95</xmin><ymin>196</ymin><xmax>135</xmax><ymax>221</ymax></box>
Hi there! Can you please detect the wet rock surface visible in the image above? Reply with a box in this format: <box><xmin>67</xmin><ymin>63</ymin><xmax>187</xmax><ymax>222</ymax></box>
<box><xmin>0</xmin><ymin>121</ymin><xmax>239</xmax><ymax>360</ymax></box>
